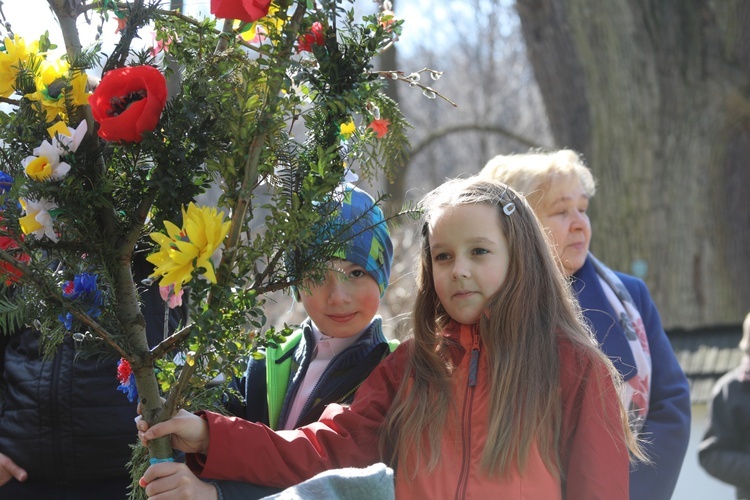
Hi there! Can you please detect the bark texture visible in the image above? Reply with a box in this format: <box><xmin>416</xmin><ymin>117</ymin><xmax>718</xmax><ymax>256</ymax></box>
<box><xmin>517</xmin><ymin>0</ymin><xmax>750</xmax><ymax>329</ymax></box>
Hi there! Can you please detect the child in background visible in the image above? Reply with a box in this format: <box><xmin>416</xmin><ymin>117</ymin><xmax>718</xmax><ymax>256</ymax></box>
<box><xmin>225</xmin><ymin>183</ymin><xmax>396</xmax><ymax>431</ymax></box>
<box><xmin>138</xmin><ymin>177</ymin><xmax>638</xmax><ymax>499</ymax></box>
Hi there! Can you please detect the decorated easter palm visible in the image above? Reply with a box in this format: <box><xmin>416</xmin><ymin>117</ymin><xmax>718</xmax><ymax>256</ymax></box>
<box><xmin>0</xmin><ymin>0</ymin><xmax>436</xmax><ymax>489</ymax></box>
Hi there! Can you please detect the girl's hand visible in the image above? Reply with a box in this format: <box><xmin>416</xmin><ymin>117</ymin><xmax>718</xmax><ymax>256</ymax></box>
<box><xmin>139</xmin><ymin>461</ymin><xmax>218</xmax><ymax>500</ymax></box>
<box><xmin>0</xmin><ymin>452</ymin><xmax>27</xmax><ymax>486</ymax></box>
<box><xmin>136</xmin><ymin>409</ymin><xmax>210</xmax><ymax>455</ymax></box>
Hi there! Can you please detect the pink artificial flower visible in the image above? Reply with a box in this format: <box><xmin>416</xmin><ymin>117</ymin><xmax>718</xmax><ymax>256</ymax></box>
<box><xmin>368</xmin><ymin>118</ymin><xmax>390</xmax><ymax>139</ymax></box>
<box><xmin>159</xmin><ymin>284</ymin><xmax>184</xmax><ymax>309</ymax></box>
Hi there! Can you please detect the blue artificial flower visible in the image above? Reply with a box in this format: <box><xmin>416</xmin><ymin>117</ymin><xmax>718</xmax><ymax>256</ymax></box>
<box><xmin>0</xmin><ymin>172</ymin><xmax>11</xmax><ymax>195</ymax></box>
<box><xmin>59</xmin><ymin>273</ymin><xmax>104</xmax><ymax>330</ymax></box>
<box><xmin>116</xmin><ymin>358</ymin><xmax>138</xmax><ymax>403</ymax></box>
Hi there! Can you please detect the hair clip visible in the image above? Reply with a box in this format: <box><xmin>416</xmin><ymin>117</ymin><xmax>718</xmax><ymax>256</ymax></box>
<box><xmin>503</xmin><ymin>202</ymin><xmax>516</xmax><ymax>216</ymax></box>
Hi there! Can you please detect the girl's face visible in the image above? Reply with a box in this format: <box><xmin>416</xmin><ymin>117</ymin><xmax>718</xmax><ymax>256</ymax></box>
<box><xmin>428</xmin><ymin>203</ymin><xmax>510</xmax><ymax>325</ymax></box>
<box><xmin>300</xmin><ymin>259</ymin><xmax>380</xmax><ymax>338</ymax></box>
<box><xmin>533</xmin><ymin>175</ymin><xmax>591</xmax><ymax>276</ymax></box>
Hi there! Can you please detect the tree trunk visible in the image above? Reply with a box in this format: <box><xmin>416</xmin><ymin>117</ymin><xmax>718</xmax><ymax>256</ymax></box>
<box><xmin>517</xmin><ymin>0</ymin><xmax>750</xmax><ymax>329</ymax></box>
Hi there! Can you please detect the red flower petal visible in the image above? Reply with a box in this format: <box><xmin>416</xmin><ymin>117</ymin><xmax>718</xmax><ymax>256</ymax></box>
<box><xmin>89</xmin><ymin>65</ymin><xmax>168</xmax><ymax>143</ymax></box>
<box><xmin>368</xmin><ymin>118</ymin><xmax>390</xmax><ymax>139</ymax></box>
<box><xmin>211</xmin><ymin>0</ymin><xmax>272</xmax><ymax>24</ymax></box>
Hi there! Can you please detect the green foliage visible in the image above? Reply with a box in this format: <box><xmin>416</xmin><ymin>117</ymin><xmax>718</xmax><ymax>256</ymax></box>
<box><xmin>0</xmin><ymin>0</ymin><xmax>426</xmax><ymax>490</ymax></box>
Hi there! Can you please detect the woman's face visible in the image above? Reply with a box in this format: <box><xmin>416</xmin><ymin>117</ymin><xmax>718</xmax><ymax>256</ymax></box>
<box><xmin>533</xmin><ymin>175</ymin><xmax>592</xmax><ymax>276</ymax></box>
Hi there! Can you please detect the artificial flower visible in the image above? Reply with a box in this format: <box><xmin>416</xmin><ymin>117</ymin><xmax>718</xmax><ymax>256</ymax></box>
<box><xmin>150</xmin><ymin>31</ymin><xmax>173</xmax><ymax>58</ymax></box>
<box><xmin>159</xmin><ymin>283</ymin><xmax>184</xmax><ymax>309</ymax></box>
<box><xmin>237</xmin><ymin>3</ymin><xmax>284</xmax><ymax>43</ymax></box>
<box><xmin>89</xmin><ymin>65</ymin><xmax>167</xmax><ymax>143</ymax></box>
<box><xmin>0</xmin><ymin>230</ymin><xmax>30</xmax><ymax>285</ymax></box>
<box><xmin>147</xmin><ymin>203</ymin><xmax>231</xmax><ymax>293</ymax></box>
<box><xmin>47</xmin><ymin>119</ymin><xmax>88</xmax><ymax>153</ymax></box>
<box><xmin>115</xmin><ymin>16</ymin><xmax>128</xmax><ymax>34</ymax></box>
<box><xmin>23</xmin><ymin>140</ymin><xmax>70</xmax><ymax>181</ymax></box>
<box><xmin>0</xmin><ymin>35</ymin><xmax>39</xmax><ymax>98</ymax></box>
<box><xmin>297</xmin><ymin>22</ymin><xmax>325</xmax><ymax>53</ymax></box>
<box><xmin>25</xmin><ymin>61</ymin><xmax>90</xmax><ymax>123</ymax></box>
<box><xmin>19</xmin><ymin>198</ymin><xmax>58</xmax><ymax>241</ymax></box>
<box><xmin>368</xmin><ymin>118</ymin><xmax>390</xmax><ymax>139</ymax></box>
<box><xmin>379</xmin><ymin>9</ymin><xmax>398</xmax><ymax>31</ymax></box>
<box><xmin>339</xmin><ymin>119</ymin><xmax>356</xmax><ymax>140</ymax></box>
<box><xmin>58</xmin><ymin>272</ymin><xmax>104</xmax><ymax>330</ymax></box>
<box><xmin>116</xmin><ymin>358</ymin><xmax>138</xmax><ymax>403</ymax></box>
<box><xmin>211</xmin><ymin>0</ymin><xmax>272</xmax><ymax>24</ymax></box>
<box><xmin>0</xmin><ymin>172</ymin><xmax>11</xmax><ymax>195</ymax></box>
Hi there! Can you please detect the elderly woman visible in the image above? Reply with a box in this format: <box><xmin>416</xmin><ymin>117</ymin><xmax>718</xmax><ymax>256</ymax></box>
<box><xmin>481</xmin><ymin>150</ymin><xmax>690</xmax><ymax>500</ymax></box>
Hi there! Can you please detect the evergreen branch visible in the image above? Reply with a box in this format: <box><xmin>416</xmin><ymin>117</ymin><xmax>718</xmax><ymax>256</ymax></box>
<box><xmin>164</xmin><ymin>0</ymin><xmax>309</xmax><ymax>413</ymax></box>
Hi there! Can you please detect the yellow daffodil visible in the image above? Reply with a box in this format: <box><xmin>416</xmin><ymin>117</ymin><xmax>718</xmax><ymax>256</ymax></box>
<box><xmin>339</xmin><ymin>119</ymin><xmax>356</xmax><ymax>140</ymax></box>
<box><xmin>19</xmin><ymin>198</ymin><xmax>58</xmax><ymax>241</ymax></box>
<box><xmin>0</xmin><ymin>35</ymin><xmax>39</xmax><ymax>98</ymax></box>
<box><xmin>147</xmin><ymin>203</ymin><xmax>231</xmax><ymax>293</ymax></box>
<box><xmin>22</xmin><ymin>139</ymin><xmax>70</xmax><ymax>181</ymax></box>
<box><xmin>25</xmin><ymin>60</ymin><xmax>90</xmax><ymax>123</ymax></box>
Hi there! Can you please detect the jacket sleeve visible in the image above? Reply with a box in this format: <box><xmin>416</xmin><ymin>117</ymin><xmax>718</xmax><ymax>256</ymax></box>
<box><xmin>625</xmin><ymin>277</ymin><xmax>691</xmax><ymax>500</ymax></box>
<box><xmin>697</xmin><ymin>373</ymin><xmax>750</xmax><ymax>489</ymax></box>
<box><xmin>561</xmin><ymin>343</ymin><xmax>630</xmax><ymax>500</ymax></box>
<box><xmin>186</xmin><ymin>344</ymin><xmax>406</xmax><ymax>488</ymax></box>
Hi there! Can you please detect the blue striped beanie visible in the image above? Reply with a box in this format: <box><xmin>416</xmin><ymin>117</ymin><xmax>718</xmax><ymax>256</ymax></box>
<box><xmin>331</xmin><ymin>184</ymin><xmax>393</xmax><ymax>296</ymax></box>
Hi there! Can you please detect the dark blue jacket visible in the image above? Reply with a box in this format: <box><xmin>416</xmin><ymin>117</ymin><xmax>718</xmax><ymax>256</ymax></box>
<box><xmin>572</xmin><ymin>255</ymin><xmax>691</xmax><ymax>500</ymax></box>
<box><xmin>0</xmin><ymin>260</ymin><xmax>183</xmax><ymax>499</ymax></box>
<box><xmin>227</xmin><ymin>316</ymin><xmax>396</xmax><ymax>430</ymax></box>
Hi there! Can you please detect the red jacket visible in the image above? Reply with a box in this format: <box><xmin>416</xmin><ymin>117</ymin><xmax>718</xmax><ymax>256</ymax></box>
<box><xmin>190</xmin><ymin>323</ymin><xmax>629</xmax><ymax>499</ymax></box>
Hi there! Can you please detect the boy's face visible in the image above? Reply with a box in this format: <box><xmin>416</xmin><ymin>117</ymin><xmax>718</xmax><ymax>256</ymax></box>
<box><xmin>300</xmin><ymin>259</ymin><xmax>381</xmax><ymax>338</ymax></box>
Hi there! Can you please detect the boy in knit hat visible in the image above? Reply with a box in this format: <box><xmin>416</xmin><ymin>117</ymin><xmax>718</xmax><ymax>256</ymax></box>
<box><xmin>226</xmin><ymin>183</ymin><xmax>396</xmax><ymax>430</ymax></box>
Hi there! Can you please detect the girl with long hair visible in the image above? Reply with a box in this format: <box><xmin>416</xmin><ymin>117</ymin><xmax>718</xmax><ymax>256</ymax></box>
<box><xmin>137</xmin><ymin>177</ymin><xmax>639</xmax><ymax>499</ymax></box>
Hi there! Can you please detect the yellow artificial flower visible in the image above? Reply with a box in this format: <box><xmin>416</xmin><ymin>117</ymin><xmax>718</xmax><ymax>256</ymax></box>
<box><xmin>339</xmin><ymin>119</ymin><xmax>356</xmax><ymax>140</ymax></box>
<box><xmin>25</xmin><ymin>60</ymin><xmax>90</xmax><ymax>123</ymax></box>
<box><xmin>19</xmin><ymin>198</ymin><xmax>58</xmax><ymax>241</ymax></box>
<box><xmin>0</xmin><ymin>35</ymin><xmax>39</xmax><ymax>98</ymax></box>
<box><xmin>147</xmin><ymin>203</ymin><xmax>231</xmax><ymax>293</ymax></box>
<box><xmin>237</xmin><ymin>3</ymin><xmax>285</xmax><ymax>42</ymax></box>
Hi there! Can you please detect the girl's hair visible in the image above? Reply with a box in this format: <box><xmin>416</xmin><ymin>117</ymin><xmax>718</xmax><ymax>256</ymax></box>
<box><xmin>480</xmin><ymin>149</ymin><xmax>596</xmax><ymax>207</ymax></box>
<box><xmin>380</xmin><ymin>176</ymin><xmax>633</xmax><ymax>479</ymax></box>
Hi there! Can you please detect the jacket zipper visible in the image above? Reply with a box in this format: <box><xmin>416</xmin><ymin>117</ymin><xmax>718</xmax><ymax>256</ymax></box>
<box><xmin>455</xmin><ymin>330</ymin><xmax>480</xmax><ymax>499</ymax></box>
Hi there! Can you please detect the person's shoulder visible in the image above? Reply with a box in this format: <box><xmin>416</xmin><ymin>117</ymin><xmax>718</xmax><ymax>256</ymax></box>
<box><xmin>612</xmin><ymin>270</ymin><xmax>650</xmax><ymax>294</ymax></box>
<box><xmin>712</xmin><ymin>366</ymin><xmax>747</xmax><ymax>393</ymax></box>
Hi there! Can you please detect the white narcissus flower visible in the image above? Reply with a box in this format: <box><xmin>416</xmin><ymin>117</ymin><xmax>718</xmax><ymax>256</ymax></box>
<box><xmin>22</xmin><ymin>120</ymin><xmax>88</xmax><ymax>182</ymax></box>
<box><xmin>48</xmin><ymin>119</ymin><xmax>87</xmax><ymax>153</ymax></box>
<box><xmin>19</xmin><ymin>198</ymin><xmax>59</xmax><ymax>242</ymax></box>
<box><xmin>23</xmin><ymin>140</ymin><xmax>70</xmax><ymax>181</ymax></box>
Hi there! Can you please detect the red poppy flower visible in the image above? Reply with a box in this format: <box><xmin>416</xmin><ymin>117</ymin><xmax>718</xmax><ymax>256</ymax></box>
<box><xmin>368</xmin><ymin>118</ymin><xmax>390</xmax><ymax>139</ymax></box>
<box><xmin>211</xmin><ymin>0</ymin><xmax>272</xmax><ymax>24</ymax></box>
<box><xmin>89</xmin><ymin>65</ymin><xmax>168</xmax><ymax>143</ymax></box>
<box><xmin>298</xmin><ymin>22</ymin><xmax>325</xmax><ymax>53</ymax></box>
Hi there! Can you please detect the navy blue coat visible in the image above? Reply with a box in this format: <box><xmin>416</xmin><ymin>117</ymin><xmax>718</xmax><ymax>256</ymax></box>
<box><xmin>0</xmin><ymin>260</ymin><xmax>183</xmax><ymax>499</ymax></box>
<box><xmin>572</xmin><ymin>256</ymin><xmax>691</xmax><ymax>500</ymax></box>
